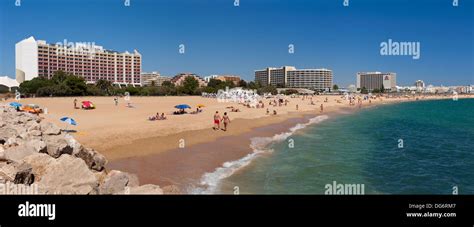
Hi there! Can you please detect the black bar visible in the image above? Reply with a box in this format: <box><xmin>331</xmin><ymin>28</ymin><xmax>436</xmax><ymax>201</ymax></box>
<box><xmin>0</xmin><ymin>195</ymin><xmax>472</xmax><ymax>226</ymax></box>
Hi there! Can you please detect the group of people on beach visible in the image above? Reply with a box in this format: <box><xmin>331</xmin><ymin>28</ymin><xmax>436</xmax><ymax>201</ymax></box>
<box><xmin>213</xmin><ymin>111</ymin><xmax>231</xmax><ymax>131</ymax></box>
<box><xmin>149</xmin><ymin>112</ymin><xmax>167</xmax><ymax>121</ymax></box>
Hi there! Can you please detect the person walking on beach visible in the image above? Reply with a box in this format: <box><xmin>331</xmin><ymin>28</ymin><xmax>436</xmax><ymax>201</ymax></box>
<box><xmin>320</xmin><ymin>104</ymin><xmax>324</xmax><ymax>113</ymax></box>
<box><xmin>296</xmin><ymin>104</ymin><xmax>299</xmax><ymax>110</ymax></box>
<box><xmin>221</xmin><ymin>112</ymin><xmax>231</xmax><ymax>131</ymax></box>
<box><xmin>73</xmin><ymin>99</ymin><xmax>77</xmax><ymax>109</ymax></box>
<box><xmin>114</xmin><ymin>97</ymin><xmax>118</xmax><ymax>106</ymax></box>
<box><xmin>213</xmin><ymin>111</ymin><xmax>221</xmax><ymax>130</ymax></box>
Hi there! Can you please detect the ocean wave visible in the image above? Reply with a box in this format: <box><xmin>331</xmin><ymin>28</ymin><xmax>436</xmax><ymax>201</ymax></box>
<box><xmin>189</xmin><ymin>115</ymin><xmax>329</xmax><ymax>194</ymax></box>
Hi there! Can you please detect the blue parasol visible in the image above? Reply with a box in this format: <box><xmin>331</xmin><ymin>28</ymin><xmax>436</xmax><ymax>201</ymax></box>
<box><xmin>174</xmin><ymin>104</ymin><xmax>191</xmax><ymax>109</ymax></box>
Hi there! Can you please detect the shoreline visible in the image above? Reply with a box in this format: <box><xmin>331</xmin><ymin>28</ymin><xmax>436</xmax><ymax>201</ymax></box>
<box><xmin>102</xmin><ymin>95</ymin><xmax>463</xmax><ymax>161</ymax></box>
<box><xmin>106</xmin><ymin>96</ymin><xmax>471</xmax><ymax>193</ymax></box>
<box><xmin>107</xmin><ymin>110</ymin><xmax>347</xmax><ymax>192</ymax></box>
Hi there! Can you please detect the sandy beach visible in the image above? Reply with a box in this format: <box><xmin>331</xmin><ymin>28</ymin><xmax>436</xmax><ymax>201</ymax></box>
<box><xmin>8</xmin><ymin>94</ymin><xmax>472</xmax><ymax>192</ymax></box>
<box><xmin>18</xmin><ymin>94</ymin><xmax>380</xmax><ymax>156</ymax></box>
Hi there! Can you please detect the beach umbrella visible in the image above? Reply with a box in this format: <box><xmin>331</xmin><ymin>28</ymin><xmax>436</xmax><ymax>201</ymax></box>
<box><xmin>60</xmin><ymin>117</ymin><xmax>77</xmax><ymax>126</ymax></box>
<box><xmin>197</xmin><ymin>104</ymin><xmax>205</xmax><ymax>108</ymax></box>
<box><xmin>81</xmin><ymin>101</ymin><xmax>95</xmax><ymax>109</ymax></box>
<box><xmin>60</xmin><ymin>117</ymin><xmax>77</xmax><ymax>132</ymax></box>
<box><xmin>175</xmin><ymin>104</ymin><xmax>191</xmax><ymax>109</ymax></box>
<box><xmin>9</xmin><ymin>102</ymin><xmax>22</xmax><ymax>108</ymax></box>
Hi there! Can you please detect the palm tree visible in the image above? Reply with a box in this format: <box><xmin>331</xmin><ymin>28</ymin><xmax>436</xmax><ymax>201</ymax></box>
<box><xmin>95</xmin><ymin>79</ymin><xmax>112</xmax><ymax>95</ymax></box>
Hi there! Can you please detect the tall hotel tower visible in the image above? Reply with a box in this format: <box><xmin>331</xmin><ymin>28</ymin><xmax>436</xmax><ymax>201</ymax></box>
<box><xmin>15</xmin><ymin>36</ymin><xmax>141</xmax><ymax>86</ymax></box>
<box><xmin>255</xmin><ymin>66</ymin><xmax>333</xmax><ymax>90</ymax></box>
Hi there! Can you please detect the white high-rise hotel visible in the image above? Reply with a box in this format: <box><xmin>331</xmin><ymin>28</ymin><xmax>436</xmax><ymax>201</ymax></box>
<box><xmin>15</xmin><ymin>36</ymin><xmax>141</xmax><ymax>85</ymax></box>
<box><xmin>255</xmin><ymin>66</ymin><xmax>333</xmax><ymax>90</ymax></box>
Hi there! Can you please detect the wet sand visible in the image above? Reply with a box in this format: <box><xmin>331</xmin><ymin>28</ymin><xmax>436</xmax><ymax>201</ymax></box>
<box><xmin>107</xmin><ymin>107</ymin><xmax>356</xmax><ymax>192</ymax></box>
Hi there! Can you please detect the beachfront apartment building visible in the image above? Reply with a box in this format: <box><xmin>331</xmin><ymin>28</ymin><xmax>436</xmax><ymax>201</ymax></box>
<box><xmin>287</xmin><ymin>69</ymin><xmax>333</xmax><ymax>90</ymax></box>
<box><xmin>15</xmin><ymin>36</ymin><xmax>142</xmax><ymax>86</ymax></box>
<box><xmin>171</xmin><ymin>73</ymin><xmax>208</xmax><ymax>87</ymax></box>
<box><xmin>255</xmin><ymin>66</ymin><xmax>333</xmax><ymax>90</ymax></box>
<box><xmin>204</xmin><ymin>75</ymin><xmax>241</xmax><ymax>85</ymax></box>
<box><xmin>141</xmin><ymin>72</ymin><xmax>171</xmax><ymax>86</ymax></box>
<box><xmin>356</xmin><ymin>72</ymin><xmax>397</xmax><ymax>92</ymax></box>
<box><xmin>215</xmin><ymin>75</ymin><xmax>241</xmax><ymax>85</ymax></box>
<box><xmin>255</xmin><ymin>66</ymin><xmax>295</xmax><ymax>87</ymax></box>
<box><xmin>414</xmin><ymin>80</ymin><xmax>425</xmax><ymax>89</ymax></box>
<box><xmin>414</xmin><ymin>80</ymin><xmax>425</xmax><ymax>92</ymax></box>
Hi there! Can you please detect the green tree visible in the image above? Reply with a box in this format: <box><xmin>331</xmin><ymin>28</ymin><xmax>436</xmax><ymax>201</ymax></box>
<box><xmin>202</xmin><ymin>86</ymin><xmax>218</xmax><ymax>94</ymax></box>
<box><xmin>221</xmin><ymin>81</ymin><xmax>235</xmax><ymax>89</ymax></box>
<box><xmin>248</xmin><ymin>81</ymin><xmax>261</xmax><ymax>90</ymax></box>
<box><xmin>284</xmin><ymin>89</ymin><xmax>299</xmax><ymax>95</ymax></box>
<box><xmin>372</xmin><ymin>88</ymin><xmax>380</xmax><ymax>93</ymax></box>
<box><xmin>63</xmin><ymin>75</ymin><xmax>87</xmax><ymax>96</ymax></box>
<box><xmin>125</xmin><ymin>86</ymin><xmax>140</xmax><ymax>96</ymax></box>
<box><xmin>162</xmin><ymin>81</ymin><xmax>175</xmax><ymax>88</ymax></box>
<box><xmin>158</xmin><ymin>86</ymin><xmax>177</xmax><ymax>96</ymax></box>
<box><xmin>332</xmin><ymin>84</ymin><xmax>339</xmax><ymax>91</ymax></box>
<box><xmin>96</xmin><ymin>79</ymin><xmax>113</xmax><ymax>95</ymax></box>
<box><xmin>207</xmin><ymin>78</ymin><xmax>223</xmax><ymax>89</ymax></box>
<box><xmin>51</xmin><ymin>70</ymin><xmax>68</xmax><ymax>84</ymax></box>
<box><xmin>19</xmin><ymin>77</ymin><xmax>54</xmax><ymax>95</ymax></box>
<box><xmin>380</xmin><ymin>84</ymin><xmax>385</xmax><ymax>93</ymax></box>
<box><xmin>361</xmin><ymin>87</ymin><xmax>368</xmax><ymax>94</ymax></box>
<box><xmin>257</xmin><ymin>85</ymin><xmax>277</xmax><ymax>95</ymax></box>
<box><xmin>182</xmin><ymin>76</ymin><xmax>199</xmax><ymax>95</ymax></box>
<box><xmin>238</xmin><ymin>79</ymin><xmax>247</xmax><ymax>88</ymax></box>
<box><xmin>86</xmin><ymin>84</ymin><xmax>104</xmax><ymax>96</ymax></box>
<box><xmin>140</xmin><ymin>86</ymin><xmax>160</xmax><ymax>96</ymax></box>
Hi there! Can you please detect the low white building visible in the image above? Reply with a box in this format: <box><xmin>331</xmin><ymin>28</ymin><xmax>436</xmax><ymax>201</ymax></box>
<box><xmin>141</xmin><ymin>72</ymin><xmax>171</xmax><ymax>86</ymax></box>
<box><xmin>0</xmin><ymin>76</ymin><xmax>20</xmax><ymax>90</ymax></box>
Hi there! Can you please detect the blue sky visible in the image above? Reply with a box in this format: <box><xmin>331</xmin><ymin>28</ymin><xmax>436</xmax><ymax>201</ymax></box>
<box><xmin>0</xmin><ymin>0</ymin><xmax>472</xmax><ymax>86</ymax></box>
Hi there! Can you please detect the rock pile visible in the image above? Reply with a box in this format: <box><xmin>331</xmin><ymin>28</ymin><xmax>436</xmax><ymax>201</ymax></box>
<box><xmin>0</xmin><ymin>106</ymin><xmax>164</xmax><ymax>194</ymax></box>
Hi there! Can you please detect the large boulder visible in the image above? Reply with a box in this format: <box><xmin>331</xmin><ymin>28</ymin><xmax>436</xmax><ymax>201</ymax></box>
<box><xmin>0</xmin><ymin>127</ymin><xmax>16</xmax><ymax>144</ymax></box>
<box><xmin>0</xmin><ymin>162</ymin><xmax>34</xmax><ymax>185</ymax></box>
<box><xmin>0</xmin><ymin>162</ymin><xmax>17</xmax><ymax>182</ymax></box>
<box><xmin>11</xmin><ymin>113</ymin><xmax>33</xmax><ymax>125</ymax></box>
<box><xmin>73</xmin><ymin>147</ymin><xmax>107</xmax><ymax>171</ymax></box>
<box><xmin>43</xmin><ymin>135</ymin><xmax>73</xmax><ymax>158</ymax></box>
<box><xmin>26</xmin><ymin>139</ymin><xmax>47</xmax><ymax>153</ymax></box>
<box><xmin>3</xmin><ymin>139</ymin><xmax>46</xmax><ymax>163</ymax></box>
<box><xmin>13</xmin><ymin>162</ymin><xmax>35</xmax><ymax>185</ymax></box>
<box><xmin>99</xmin><ymin>170</ymin><xmax>139</xmax><ymax>194</ymax></box>
<box><xmin>23</xmin><ymin>153</ymin><xmax>98</xmax><ymax>194</ymax></box>
<box><xmin>4</xmin><ymin>144</ymin><xmax>37</xmax><ymax>163</ymax></box>
<box><xmin>40</xmin><ymin>122</ymin><xmax>61</xmax><ymax>136</ymax></box>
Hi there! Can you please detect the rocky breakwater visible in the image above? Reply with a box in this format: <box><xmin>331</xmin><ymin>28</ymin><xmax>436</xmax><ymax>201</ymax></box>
<box><xmin>0</xmin><ymin>106</ymin><xmax>167</xmax><ymax>194</ymax></box>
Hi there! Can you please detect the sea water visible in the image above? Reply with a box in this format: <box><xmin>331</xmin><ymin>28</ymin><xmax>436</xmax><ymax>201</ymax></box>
<box><xmin>215</xmin><ymin>99</ymin><xmax>474</xmax><ymax>194</ymax></box>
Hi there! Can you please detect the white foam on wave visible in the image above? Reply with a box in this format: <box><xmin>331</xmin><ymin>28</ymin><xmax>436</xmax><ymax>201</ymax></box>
<box><xmin>188</xmin><ymin>115</ymin><xmax>329</xmax><ymax>194</ymax></box>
